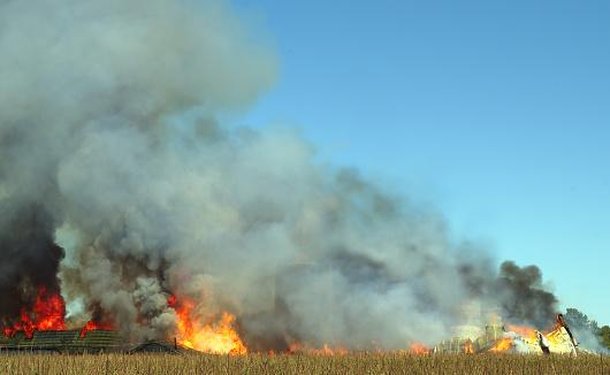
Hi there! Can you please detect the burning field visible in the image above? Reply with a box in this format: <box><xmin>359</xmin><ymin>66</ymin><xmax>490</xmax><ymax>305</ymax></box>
<box><xmin>0</xmin><ymin>0</ymin><xmax>607</xmax><ymax>362</ymax></box>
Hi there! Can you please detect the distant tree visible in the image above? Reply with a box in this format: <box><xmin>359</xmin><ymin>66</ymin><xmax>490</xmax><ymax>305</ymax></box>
<box><xmin>563</xmin><ymin>308</ymin><xmax>610</xmax><ymax>350</ymax></box>
<box><xmin>600</xmin><ymin>326</ymin><xmax>610</xmax><ymax>350</ymax></box>
<box><xmin>564</xmin><ymin>308</ymin><xmax>599</xmax><ymax>332</ymax></box>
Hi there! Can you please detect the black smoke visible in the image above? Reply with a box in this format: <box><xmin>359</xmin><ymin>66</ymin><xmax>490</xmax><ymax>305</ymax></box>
<box><xmin>0</xmin><ymin>202</ymin><xmax>64</xmax><ymax>327</ymax></box>
<box><xmin>494</xmin><ymin>261</ymin><xmax>558</xmax><ymax>327</ymax></box>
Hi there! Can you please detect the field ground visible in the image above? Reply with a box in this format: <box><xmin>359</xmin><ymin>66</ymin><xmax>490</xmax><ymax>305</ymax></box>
<box><xmin>0</xmin><ymin>353</ymin><xmax>608</xmax><ymax>374</ymax></box>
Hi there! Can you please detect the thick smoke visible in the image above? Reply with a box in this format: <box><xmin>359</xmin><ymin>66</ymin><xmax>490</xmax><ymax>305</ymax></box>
<box><xmin>493</xmin><ymin>261</ymin><xmax>557</xmax><ymax>328</ymax></box>
<box><xmin>0</xmin><ymin>0</ymin><xmax>561</xmax><ymax>349</ymax></box>
<box><xmin>0</xmin><ymin>203</ymin><xmax>64</xmax><ymax>321</ymax></box>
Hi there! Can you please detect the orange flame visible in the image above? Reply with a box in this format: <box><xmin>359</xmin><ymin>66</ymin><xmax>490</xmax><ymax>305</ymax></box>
<box><xmin>288</xmin><ymin>342</ymin><xmax>349</xmax><ymax>356</ymax></box>
<box><xmin>463</xmin><ymin>340</ymin><xmax>475</xmax><ymax>354</ymax></box>
<box><xmin>506</xmin><ymin>324</ymin><xmax>537</xmax><ymax>340</ymax></box>
<box><xmin>79</xmin><ymin>320</ymin><xmax>115</xmax><ymax>338</ymax></box>
<box><xmin>170</xmin><ymin>295</ymin><xmax>246</xmax><ymax>355</ymax></box>
<box><xmin>490</xmin><ymin>337</ymin><xmax>513</xmax><ymax>352</ymax></box>
<box><xmin>410</xmin><ymin>342</ymin><xmax>431</xmax><ymax>355</ymax></box>
<box><xmin>3</xmin><ymin>286</ymin><xmax>65</xmax><ymax>338</ymax></box>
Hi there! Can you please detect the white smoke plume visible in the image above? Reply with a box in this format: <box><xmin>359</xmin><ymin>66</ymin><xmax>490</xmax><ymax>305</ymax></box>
<box><xmin>0</xmin><ymin>0</ymin><xmax>565</xmax><ymax>350</ymax></box>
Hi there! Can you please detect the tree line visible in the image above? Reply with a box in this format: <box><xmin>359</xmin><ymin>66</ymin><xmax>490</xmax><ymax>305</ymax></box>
<box><xmin>563</xmin><ymin>308</ymin><xmax>610</xmax><ymax>350</ymax></box>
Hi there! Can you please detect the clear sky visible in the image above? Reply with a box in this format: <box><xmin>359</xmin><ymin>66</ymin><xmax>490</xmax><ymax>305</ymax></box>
<box><xmin>233</xmin><ymin>0</ymin><xmax>610</xmax><ymax>324</ymax></box>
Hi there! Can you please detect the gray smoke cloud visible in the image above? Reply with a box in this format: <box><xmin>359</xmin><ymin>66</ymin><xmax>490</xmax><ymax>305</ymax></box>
<box><xmin>0</xmin><ymin>0</ymin><xmax>562</xmax><ymax>349</ymax></box>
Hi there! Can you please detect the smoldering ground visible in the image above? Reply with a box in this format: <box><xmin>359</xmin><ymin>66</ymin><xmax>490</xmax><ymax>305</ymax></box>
<box><xmin>0</xmin><ymin>0</ymin><xmax>566</xmax><ymax>350</ymax></box>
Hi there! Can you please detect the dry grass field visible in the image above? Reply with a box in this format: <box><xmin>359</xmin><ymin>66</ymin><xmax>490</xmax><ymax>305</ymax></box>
<box><xmin>0</xmin><ymin>353</ymin><xmax>608</xmax><ymax>375</ymax></box>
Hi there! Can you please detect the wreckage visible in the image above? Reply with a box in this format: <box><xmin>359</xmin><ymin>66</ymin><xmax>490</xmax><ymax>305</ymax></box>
<box><xmin>433</xmin><ymin>314</ymin><xmax>580</xmax><ymax>355</ymax></box>
<box><xmin>0</xmin><ymin>313</ymin><xmax>585</xmax><ymax>356</ymax></box>
<box><xmin>0</xmin><ymin>329</ymin><xmax>188</xmax><ymax>354</ymax></box>
<box><xmin>0</xmin><ymin>329</ymin><xmax>121</xmax><ymax>354</ymax></box>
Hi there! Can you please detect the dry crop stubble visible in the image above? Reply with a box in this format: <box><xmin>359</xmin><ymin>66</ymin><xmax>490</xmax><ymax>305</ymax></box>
<box><xmin>0</xmin><ymin>353</ymin><xmax>608</xmax><ymax>374</ymax></box>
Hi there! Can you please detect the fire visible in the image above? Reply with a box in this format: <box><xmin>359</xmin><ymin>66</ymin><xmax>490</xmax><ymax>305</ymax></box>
<box><xmin>463</xmin><ymin>340</ymin><xmax>475</xmax><ymax>354</ymax></box>
<box><xmin>409</xmin><ymin>342</ymin><xmax>430</xmax><ymax>355</ymax></box>
<box><xmin>490</xmin><ymin>338</ymin><xmax>513</xmax><ymax>352</ymax></box>
<box><xmin>2</xmin><ymin>286</ymin><xmax>65</xmax><ymax>338</ymax></box>
<box><xmin>80</xmin><ymin>320</ymin><xmax>115</xmax><ymax>338</ymax></box>
<box><xmin>170</xmin><ymin>295</ymin><xmax>247</xmax><ymax>355</ymax></box>
<box><xmin>288</xmin><ymin>342</ymin><xmax>349</xmax><ymax>356</ymax></box>
<box><xmin>506</xmin><ymin>324</ymin><xmax>537</xmax><ymax>340</ymax></box>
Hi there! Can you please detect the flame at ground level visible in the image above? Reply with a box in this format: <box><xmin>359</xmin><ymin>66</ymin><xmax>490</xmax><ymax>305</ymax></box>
<box><xmin>288</xmin><ymin>342</ymin><xmax>349</xmax><ymax>356</ymax></box>
<box><xmin>179</xmin><ymin>312</ymin><xmax>247</xmax><ymax>355</ymax></box>
<box><xmin>79</xmin><ymin>320</ymin><xmax>115</xmax><ymax>338</ymax></box>
<box><xmin>2</xmin><ymin>286</ymin><xmax>65</xmax><ymax>338</ymax></box>
<box><xmin>490</xmin><ymin>338</ymin><xmax>514</xmax><ymax>352</ymax></box>
<box><xmin>0</xmin><ymin>288</ymin><xmax>582</xmax><ymax>356</ymax></box>
<box><xmin>170</xmin><ymin>296</ymin><xmax>247</xmax><ymax>355</ymax></box>
<box><xmin>410</xmin><ymin>342</ymin><xmax>431</xmax><ymax>355</ymax></box>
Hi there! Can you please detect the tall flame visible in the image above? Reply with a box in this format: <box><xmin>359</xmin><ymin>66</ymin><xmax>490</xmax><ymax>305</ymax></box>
<box><xmin>169</xmin><ymin>295</ymin><xmax>247</xmax><ymax>355</ymax></box>
<box><xmin>2</xmin><ymin>286</ymin><xmax>65</xmax><ymax>338</ymax></box>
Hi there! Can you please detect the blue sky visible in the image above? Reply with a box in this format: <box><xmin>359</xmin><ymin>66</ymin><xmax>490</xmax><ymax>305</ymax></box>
<box><xmin>233</xmin><ymin>0</ymin><xmax>610</xmax><ymax>324</ymax></box>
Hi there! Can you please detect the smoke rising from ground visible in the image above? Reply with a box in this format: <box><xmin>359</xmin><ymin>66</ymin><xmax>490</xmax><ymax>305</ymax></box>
<box><xmin>1</xmin><ymin>0</ymin><xmax>561</xmax><ymax>349</ymax></box>
<box><xmin>0</xmin><ymin>203</ymin><xmax>64</xmax><ymax>320</ymax></box>
<box><xmin>494</xmin><ymin>261</ymin><xmax>558</xmax><ymax>328</ymax></box>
